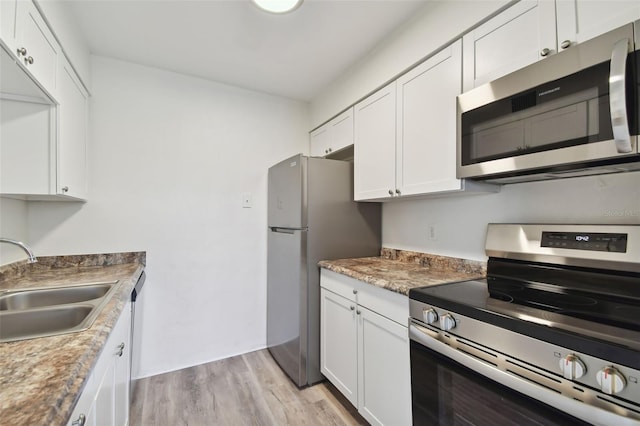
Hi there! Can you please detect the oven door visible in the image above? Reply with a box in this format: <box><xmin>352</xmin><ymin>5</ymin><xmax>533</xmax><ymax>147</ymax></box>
<box><xmin>409</xmin><ymin>321</ymin><xmax>635</xmax><ymax>426</ymax></box>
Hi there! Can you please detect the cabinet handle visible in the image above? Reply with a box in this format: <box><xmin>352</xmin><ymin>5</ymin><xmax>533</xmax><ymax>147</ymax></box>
<box><xmin>350</xmin><ymin>305</ymin><xmax>355</xmax><ymax>311</ymax></box>
<box><xmin>352</xmin><ymin>289</ymin><xmax>357</xmax><ymax>295</ymax></box>
<box><xmin>16</xmin><ymin>47</ymin><xmax>27</xmax><ymax>56</ymax></box>
<box><xmin>395</xmin><ymin>189</ymin><xmax>401</xmax><ymax>195</ymax></box>
<box><xmin>325</xmin><ymin>149</ymin><xmax>329</xmax><ymax>154</ymax></box>
<box><xmin>328</xmin><ymin>148</ymin><xmax>332</xmax><ymax>153</ymax></box>
<box><xmin>560</xmin><ymin>39</ymin><xmax>571</xmax><ymax>49</ymax></box>
<box><xmin>71</xmin><ymin>414</ymin><xmax>86</xmax><ymax>426</ymax></box>
<box><xmin>117</xmin><ymin>342</ymin><xmax>125</xmax><ymax>357</ymax></box>
<box><xmin>61</xmin><ymin>186</ymin><xmax>69</xmax><ymax>193</ymax></box>
<box><xmin>540</xmin><ymin>48</ymin><xmax>551</xmax><ymax>57</ymax></box>
<box><xmin>24</xmin><ymin>56</ymin><xmax>34</xmax><ymax>65</ymax></box>
<box><xmin>356</xmin><ymin>310</ymin><xmax>361</xmax><ymax>315</ymax></box>
<box><xmin>388</xmin><ymin>189</ymin><xmax>393</xmax><ymax>196</ymax></box>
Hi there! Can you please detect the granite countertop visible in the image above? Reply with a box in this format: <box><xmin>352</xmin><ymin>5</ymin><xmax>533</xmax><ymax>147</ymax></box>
<box><xmin>319</xmin><ymin>248</ymin><xmax>486</xmax><ymax>296</ymax></box>
<box><xmin>0</xmin><ymin>252</ymin><xmax>146</xmax><ymax>425</ymax></box>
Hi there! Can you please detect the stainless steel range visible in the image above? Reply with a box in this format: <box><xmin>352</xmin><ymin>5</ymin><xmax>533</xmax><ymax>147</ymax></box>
<box><xmin>409</xmin><ymin>224</ymin><xmax>640</xmax><ymax>426</ymax></box>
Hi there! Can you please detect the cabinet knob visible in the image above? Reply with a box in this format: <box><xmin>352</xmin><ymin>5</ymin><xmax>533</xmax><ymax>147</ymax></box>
<box><xmin>350</xmin><ymin>305</ymin><xmax>355</xmax><ymax>311</ymax></box>
<box><xmin>328</xmin><ymin>148</ymin><xmax>332</xmax><ymax>153</ymax></box>
<box><xmin>560</xmin><ymin>39</ymin><xmax>572</xmax><ymax>49</ymax></box>
<box><xmin>352</xmin><ymin>289</ymin><xmax>357</xmax><ymax>295</ymax></box>
<box><xmin>395</xmin><ymin>189</ymin><xmax>401</xmax><ymax>195</ymax></box>
<box><xmin>71</xmin><ymin>414</ymin><xmax>86</xmax><ymax>426</ymax></box>
<box><xmin>24</xmin><ymin>56</ymin><xmax>34</xmax><ymax>65</ymax></box>
<box><xmin>17</xmin><ymin>47</ymin><xmax>27</xmax><ymax>56</ymax></box>
<box><xmin>61</xmin><ymin>186</ymin><xmax>69</xmax><ymax>193</ymax></box>
<box><xmin>388</xmin><ymin>189</ymin><xmax>394</xmax><ymax>196</ymax></box>
<box><xmin>325</xmin><ymin>149</ymin><xmax>329</xmax><ymax>154</ymax></box>
<box><xmin>540</xmin><ymin>48</ymin><xmax>551</xmax><ymax>57</ymax></box>
<box><xmin>356</xmin><ymin>310</ymin><xmax>361</xmax><ymax>315</ymax></box>
<box><xmin>117</xmin><ymin>342</ymin><xmax>125</xmax><ymax>357</ymax></box>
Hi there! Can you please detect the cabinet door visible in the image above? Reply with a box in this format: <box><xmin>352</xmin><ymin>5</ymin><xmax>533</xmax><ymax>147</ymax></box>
<box><xmin>396</xmin><ymin>40</ymin><xmax>463</xmax><ymax>196</ymax></box>
<box><xmin>556</xmin><ymin>0</ymin><xmax>640</xmax><ymax>50</ymax></box>
<box><xmin>0</xmin><ymin>0</ymin><xmax>18</xmax><ymax>52</ymax></box>
<box><xmin>57</xmin><ymin>56</ymin><xmax>88</xmax><ymax>199</ymax></box>
<box><xmin>354</xmin><ymin>82</ymin><xmax>396</xmax><ymax>201</ymax></box>
<box><xmin>330</xmin><ymin>107</ymin><xmax>354</xmax><ymax>154</ymax></box>
<box><xmin>310</xmin><ymin>124</ymin><xmax>331</xmax><ymax>157</ymax></box>
<box><xmin>15</xmin><ymin>0</ymin><xmax>59</xmax><ymax>95</ymax></box>
<box><xmin>114</xmin><ymin>303</ymin><xmax>132</xmax><ymax>426</ymax></box>
<box><xmin>357</xmin><ymin>306</ymin><xmax>411</xmax><ymax>426</ymax></box>
<box><xmin>462</xmin><ymin>0</ymin><xmax>557</xmax><ymax>92</ymax></box>
<box><xmin>320</xmin><ymin>288</ymin><xmax>358</xmax><ymax>407</ymax></box>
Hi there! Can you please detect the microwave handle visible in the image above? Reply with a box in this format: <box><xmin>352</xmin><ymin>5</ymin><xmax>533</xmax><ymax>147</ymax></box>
<box><xmin>609</xmin><ymin>38</ymin><xmax>632</xmax><ymax>153</ymax></box>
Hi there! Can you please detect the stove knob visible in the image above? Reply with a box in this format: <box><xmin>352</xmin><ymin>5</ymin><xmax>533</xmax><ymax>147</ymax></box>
<box><xmin>559</xmin><ymin>354</ymin><xmax>586</xmax><ymax>380</ymax></box>
<box><xmin>440</xmin><ymin>314</ymin><xmax>456</xmax><ymax>331</ymax></box>
<box><xmin>422</xmin><ymin>308</ymin><xmax>438</xmax><ymax>325</ymax></box>
<box><xmin>596</xmin><ymin>366</ymin><xmax>626</xmax><ymax>395</ymax></box>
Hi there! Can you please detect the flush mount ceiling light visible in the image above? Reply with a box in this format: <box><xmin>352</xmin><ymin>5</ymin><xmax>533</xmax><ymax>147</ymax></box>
<box><xmin>252</xmin><ymin>0</ymin><xmax>303</xmax><ymax>14</ymax></box>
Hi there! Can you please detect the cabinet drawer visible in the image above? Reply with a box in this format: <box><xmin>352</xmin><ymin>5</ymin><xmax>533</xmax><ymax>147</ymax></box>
<box><xmin>320</xmin><ymin>268</ymin><xmax>409</xmax><ymax>327</ymax></box>
<box><xmin>320</xmin><ymin>269</ymin><xmax>358</xmax><ymax>302</ymax></box>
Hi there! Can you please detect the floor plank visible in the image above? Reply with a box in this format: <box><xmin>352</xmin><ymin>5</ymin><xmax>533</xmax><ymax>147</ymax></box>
<box><xmin>131</xmin><ymin>349</ymin><xmax>367</xmax><ymax>426</ymax></box>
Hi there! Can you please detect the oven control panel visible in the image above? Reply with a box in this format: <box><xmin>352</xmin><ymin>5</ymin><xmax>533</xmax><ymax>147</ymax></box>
<box><xmin>541</xmin><ymin>231</ymin><xmax>627</xmax><ymax>252</ymax></box>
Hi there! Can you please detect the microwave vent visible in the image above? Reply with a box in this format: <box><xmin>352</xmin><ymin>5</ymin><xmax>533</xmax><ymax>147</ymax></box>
<box><xmin>511</xmin><ymin>91</ymin><xmax>537</xmax><ymax>112</ymax></box>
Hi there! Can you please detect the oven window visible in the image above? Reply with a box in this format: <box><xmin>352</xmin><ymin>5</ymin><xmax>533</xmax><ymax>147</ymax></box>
<box><xmin>410</xmin><ymin>340</ymin><xmax>589</xmax><ymax>426</ymax></box>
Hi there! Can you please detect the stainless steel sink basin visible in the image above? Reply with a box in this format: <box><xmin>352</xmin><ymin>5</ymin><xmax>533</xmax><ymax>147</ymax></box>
<box><xmin>0</xmin><ymin>281</ymin><xmax>119</xmax><ymax>343</ymax></box>
<box><xmin>0</xmin><ymin>283</ymin><xmax>115</xmax><ymax>311</ymax></box>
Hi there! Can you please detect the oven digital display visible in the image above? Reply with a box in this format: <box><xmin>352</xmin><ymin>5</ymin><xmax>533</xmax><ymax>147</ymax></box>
<box><xmin>541</xmin><ymin>232</ymin><xmax>627</xmax><ymax>252</ymax></box>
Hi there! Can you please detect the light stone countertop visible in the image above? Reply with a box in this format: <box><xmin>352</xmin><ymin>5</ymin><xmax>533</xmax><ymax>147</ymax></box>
<box><xmin>319</xmin><ymin>248</ymin><xmax>486</xmax><ymax>296</ymax></box>
<box><xmin>0</xmin><ymin>252</ymin><xmax>145</xmax><ymax>425</ymax></box>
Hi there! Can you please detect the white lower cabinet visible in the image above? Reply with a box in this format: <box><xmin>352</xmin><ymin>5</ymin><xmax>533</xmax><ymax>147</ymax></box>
<box><xmin>320</xmin><ymin>269</ymin><xmax>411</xmax><ymax>426</ymax></box>
<box><xmin>68</xmin><ymin>300</ymin><xmax>131</xmax><ymax>426</ymax></box>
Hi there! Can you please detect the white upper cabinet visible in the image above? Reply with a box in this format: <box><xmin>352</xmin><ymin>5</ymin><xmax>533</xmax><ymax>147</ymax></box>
<box><xmin>396</xmin><ymin>40</ymin><xmax>465</xmax><ymax>196</ymax></box>
<box><xmin>556</xmin><ymin>0</ymin><xmax>640</xmax><ymax>49</ymax></box>
<box><xmin>463</xmin><ymin>0</ymin><xmax>557</xmax><ymax>92</ymax></box>
<box><xmin>355</xmin><ymin>41</ymin><xmax>497</xmax><ymax>201</ymax></box>
<box><xmin>11</xmin><ymin>0</ymin><xmax>60</xmax><ymax>98</ymax></box>
<box><xmin>464</xmin><ymin>0</ymin><xmax>640</xmax><ymax>92</ymax></box>
<box><xmin>57</xmin><ymin>55</ymin><xmax>88</xmax><ymax>200</ymax></box>
<box><xmin>310</xmin><ymin>107</ymin><xmax>354</xmax><ymax>157</ymax></box>
<box><xmin>0</xmin><ymin>1</ymin><xmax>18</xmax><ymax>50</ymax></box>
<box><xmin>354</xmin><ymin>82</ymin><xmax>397</xmax><ymax>200</ymax></box>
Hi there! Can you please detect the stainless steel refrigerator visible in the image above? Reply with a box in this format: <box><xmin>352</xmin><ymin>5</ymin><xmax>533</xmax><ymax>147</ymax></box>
<box><xmin>267</xmin><ymin>154</ymin><xmax>381</xmax><ymax>387</ymax></box>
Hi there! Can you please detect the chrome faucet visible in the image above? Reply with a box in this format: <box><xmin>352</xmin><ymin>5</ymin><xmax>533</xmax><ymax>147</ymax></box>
<box><xmin>0</xmin><ymin>238</ymin><xmax>38</xmax><ymax>263</ymax></box>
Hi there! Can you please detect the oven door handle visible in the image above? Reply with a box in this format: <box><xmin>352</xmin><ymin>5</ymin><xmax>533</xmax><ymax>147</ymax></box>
<box><xmin>609</xmin><ymin>37</ymin><xmax>632</xmax><ymax>154</ymax></box>
<box><xmin>408</xmin><ymin>322</ymin><xmax>639</xmax><ymax>426</ymax></box>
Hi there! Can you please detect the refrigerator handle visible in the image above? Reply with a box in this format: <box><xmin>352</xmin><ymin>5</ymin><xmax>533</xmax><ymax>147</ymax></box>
<box><xmin>269</xmin><ymin>226</ymin><xmax>307</xmax><ymax>234</ymax></box>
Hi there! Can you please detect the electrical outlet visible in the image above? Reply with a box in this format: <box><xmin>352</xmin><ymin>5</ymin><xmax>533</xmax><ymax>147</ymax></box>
<box><xmin>427</xmin><ymin>224</ymin><xmax>438</xmax><ymax>241</ymax></box>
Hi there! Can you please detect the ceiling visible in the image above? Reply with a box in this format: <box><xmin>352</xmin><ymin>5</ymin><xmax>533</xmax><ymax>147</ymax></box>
<box><xmin>65</xmin><ymin>0</ymin><xmax>429</xmax><ymax>102</ymax></box>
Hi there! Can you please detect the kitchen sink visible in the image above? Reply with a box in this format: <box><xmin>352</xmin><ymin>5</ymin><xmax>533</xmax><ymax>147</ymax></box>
<box><xmin>0</xmin><ymin>281</ymin><xmax>119</xmax><ymax>343</ymax></box>
<box><xmin>0</xmin><ymin>282</ymin><xmax>116</xmax><ymax>311</ymax></box>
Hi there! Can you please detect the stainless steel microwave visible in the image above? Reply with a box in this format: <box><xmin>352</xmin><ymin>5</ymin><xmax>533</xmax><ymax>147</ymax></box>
<box><xmin>457</xmin><ymin>20</ymin><xmax>640</xmax><ymax>184</ymax></box>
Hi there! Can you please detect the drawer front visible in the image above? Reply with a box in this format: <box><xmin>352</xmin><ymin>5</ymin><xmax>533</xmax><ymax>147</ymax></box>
<box><xmin>320</xmin><ymin>268</ymin><xmax>409</xmax><ymax>326</ymax></box>
<box><xmin>357</xmin><ymin>282</ymin><xmax>408</xmax><ymax>327</ymax></box>
<box><xmin>320</xmin><ymin>269</ymin><xmax>357</xmax><ymax>302</ymax></box>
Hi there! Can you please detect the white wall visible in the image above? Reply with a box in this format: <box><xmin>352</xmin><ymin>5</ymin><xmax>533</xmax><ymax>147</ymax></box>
<box><xmin>0</xmin><ymin>197</ymin><xmax>29</xmax><ymax>264</ymax></box>
<box><xmin>310</xmin><ymin>0</ymin><xmax>511</xmax><ymax>128</ymax></box>
<box><xmin>383</xmin><ymin>173</ymin><xmax>640</xmax><ymax>261</ymax></box>
<box><xmin>26</xmin><ymin>56</ymin><xmax>309</xmax><ymax>378</ymax></box>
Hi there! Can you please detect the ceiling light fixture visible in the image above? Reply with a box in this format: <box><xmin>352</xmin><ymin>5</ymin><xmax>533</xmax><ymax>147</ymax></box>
<box><xmin>252</xmin><ymin>0</ymin><xmax>303</xmax><ymax>14</ymax></box>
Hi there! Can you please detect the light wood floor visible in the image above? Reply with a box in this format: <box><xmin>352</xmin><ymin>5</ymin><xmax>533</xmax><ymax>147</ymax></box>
<box><xmin>130</xmin><ymin>349</ymin><xmax>367</xmax><ymax>426</ymax></box>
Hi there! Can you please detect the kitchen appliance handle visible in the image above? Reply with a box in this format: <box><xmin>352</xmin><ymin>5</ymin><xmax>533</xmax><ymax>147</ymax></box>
<box><xmin>609</xmin><ymin>37</ymin><xmax>632</xmax><ymax>154</ymax></box>
<box><xmin>408</xmin><ymin>322</ymin><xmax>638</xmax><ymax>426</ymax></box>
<box><xmin>269</xmin><ymin>226</ymin><xmax>307</xmax><ymax>234</ymax></box>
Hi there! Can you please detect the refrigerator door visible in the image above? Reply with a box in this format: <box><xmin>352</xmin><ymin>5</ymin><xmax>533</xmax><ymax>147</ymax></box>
<box><xmin>268</xmin><ymin>154</ymin><xmax>306</xmax><ymax>229</ymax></box>
<box><xmin>267</xmin><ymin>227</ymin><xmax>308</xmax><ymax>386</ymax></box>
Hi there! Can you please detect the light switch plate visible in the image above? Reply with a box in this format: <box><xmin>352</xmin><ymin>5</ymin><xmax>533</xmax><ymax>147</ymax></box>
<box><xmin>242</xmin><ymin>192</ymin><xmax>252</xmax><ymax>208</ymax></box>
